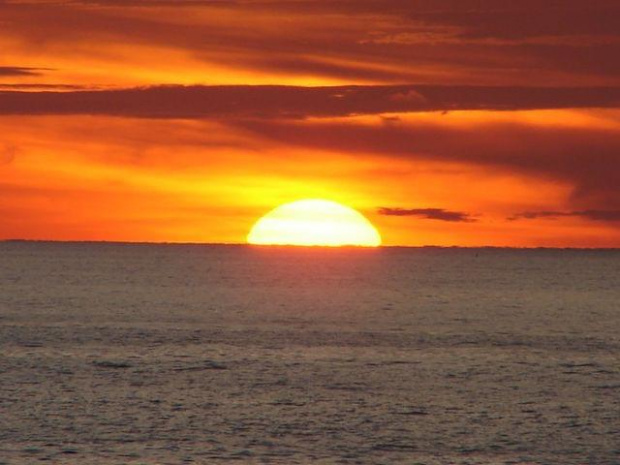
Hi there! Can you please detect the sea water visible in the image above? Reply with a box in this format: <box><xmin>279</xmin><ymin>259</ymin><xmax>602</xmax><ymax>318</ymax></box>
<box><xmin>1</xmin><ymin>242</ymin><xmax>619</xmax><ymax>464</ymax></box>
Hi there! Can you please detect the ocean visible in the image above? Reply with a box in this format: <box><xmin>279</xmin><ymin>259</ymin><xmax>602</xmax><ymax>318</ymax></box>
<box><xmin>1</xmin><ymin>242</ymin><xmax>619</xmax><ymax>464</ymax></box>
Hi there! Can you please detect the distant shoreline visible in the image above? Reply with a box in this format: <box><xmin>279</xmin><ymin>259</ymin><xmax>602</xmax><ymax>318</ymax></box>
<box><xmin>1</xmin><ymin>239</ymin><xmax>619</xmax><ymax>251</ymax></box>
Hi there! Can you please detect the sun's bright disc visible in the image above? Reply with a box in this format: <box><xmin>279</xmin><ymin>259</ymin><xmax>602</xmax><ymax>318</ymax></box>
<box><xmin>247</xmin><ymin>199</ymin><xmax>382</xmax><ymax>247</ymax></box>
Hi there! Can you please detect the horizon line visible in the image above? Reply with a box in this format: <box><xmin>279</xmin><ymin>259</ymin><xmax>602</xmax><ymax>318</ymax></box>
<box><xmin>1</xmin><ymin>239</ymin><xmax>619</xmax><ymax>251</ymax></box>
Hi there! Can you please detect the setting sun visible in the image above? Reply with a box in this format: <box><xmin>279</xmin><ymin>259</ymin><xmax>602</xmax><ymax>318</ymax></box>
<box><xmin>247</xmin><ymin>199</ymin><xmax>382</xmax><ymax>247</ymax></box>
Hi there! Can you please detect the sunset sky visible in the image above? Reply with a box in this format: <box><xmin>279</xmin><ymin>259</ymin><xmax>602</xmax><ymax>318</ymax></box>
<box><xmin>1</xmin><ymin>0</ymin><xmax>620</xmax><ymax>247</ymax></box>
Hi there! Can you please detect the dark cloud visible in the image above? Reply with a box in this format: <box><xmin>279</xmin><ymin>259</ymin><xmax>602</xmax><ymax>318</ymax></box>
<box><xmin>378</xmin><ymin>207</ymin><xmax>476</xmax><ymax>222</ymax></box>
<box><xmin>0</xmin><ymin>85</ymin><xmax>619</xmax><ymax>118</ymax></box>
<box><xmin>411</xmin><ymin>2</ymin><xmax>620</xmax><ymax>40</ymax></box>
<box><xmin>3</xmin><ymin>1</ymin><xmax>620</xmax><ymax>85</ymax></box>
<box><xmin>270</xmin><ymin>0</ymin><xmax>620</xmax><ymax>38</ymax></box>
<box><xmin>509</xmin><ymin>210</ymin><xmax>620</xmax><ymax>222</ymax></box>
<box><xmin>235</xmin><ymin>117</ymin><xmax>620</xmax><ymax>211</ymax></box>
<box><xmin>2</xmin><ymin>84</ymin><xmax>617</xmax><ymax>212</ymax></box>
<box><xmin>0</xmin><ymin>83</ymin><xmax>92</xmax><ymax>90</ymax></box>
<box><xmin>0</xmin><ymin>66</ymin><xmax>44</xmax><ymax>77</ymax></box>
<box><xmin>2</xmin><ymin>0</ymin><xmax>235</xmax><ymax>5</ymax></box>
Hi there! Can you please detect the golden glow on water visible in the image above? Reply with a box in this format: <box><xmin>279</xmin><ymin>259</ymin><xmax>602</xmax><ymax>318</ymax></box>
<box><xmin>247</xmin><ymin>199</ymin><xmax>382</xmax><ymax>247</ymax></box>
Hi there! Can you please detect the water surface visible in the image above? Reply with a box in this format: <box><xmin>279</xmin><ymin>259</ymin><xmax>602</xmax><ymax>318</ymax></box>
<box><xmin>1</xmin><ymin>242</ymin><xmax>619</xmax><ymax>464</ymax></box>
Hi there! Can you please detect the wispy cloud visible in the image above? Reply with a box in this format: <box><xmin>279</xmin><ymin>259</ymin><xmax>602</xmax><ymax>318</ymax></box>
<box><xmin>0</xmin><ymin>66</ymin><xmax>44</xmax><ymax>77</ymax></box>
<box><xmin>509</xmin><ymin>210</ymin><xmax>620</xmax><ymax>222</ymax></box>
<box><xmin>0</xmin><ymin>83</ymin><xmax>93</xmax><ymax>91</ymax></box>
<box><xmin>378</xmin><ymin>207</ymin><xmax>476</xmax><ymax>222</ymax></box>
<box><xmin>237</xmin><ymin>115</ymin><xmax>620</xmax><ymax>211</ymax></box>
<box><xmin>1</xmin><ymin>85</ymin><xmax>619</xmax><ymax>118</ymax></box>
<box><xmin>2</xmin><ymin>1</ymin><xmax>620</xmax><ymax>86</ymax></box>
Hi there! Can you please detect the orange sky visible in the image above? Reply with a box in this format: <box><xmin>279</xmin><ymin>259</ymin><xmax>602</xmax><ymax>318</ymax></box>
<box><xmin>1</xmin><ymin>0</ymin><xmax>620</xmax><ymax>246</ymax></box>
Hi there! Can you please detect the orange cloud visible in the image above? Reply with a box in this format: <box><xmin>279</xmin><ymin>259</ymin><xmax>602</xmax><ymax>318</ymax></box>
<box><xmin>1</xmin><ymin>0</ymin><xmax>619</xmax><ymax>246</ymax></box>
<box><xmin>1</xmin><ymin>109</ymin><xmax>619</xmax><ymax>247</ymax></box>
